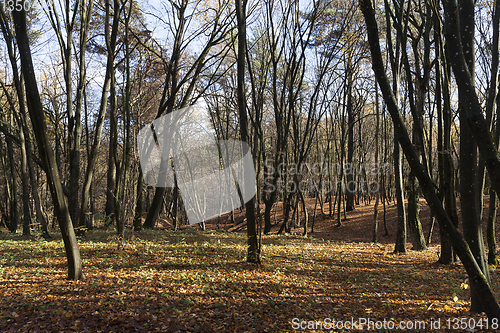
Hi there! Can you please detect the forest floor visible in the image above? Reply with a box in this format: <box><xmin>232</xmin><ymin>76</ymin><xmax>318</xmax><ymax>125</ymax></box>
<box><xmin>174</xmin><ymin>195</ymin><xmax>491</xmax><ymax>247</ymax></box>
<box><xmin>0</xmin><ymin>197</ymin><xmax>499</xmax><ymax>332</ymax></box>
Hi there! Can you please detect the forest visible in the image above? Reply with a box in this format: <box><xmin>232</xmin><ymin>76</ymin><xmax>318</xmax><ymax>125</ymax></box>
<box><xmin>2</xmin><ymin>0</ymin><xmax>500</xmax><ymax>330</ymax></box>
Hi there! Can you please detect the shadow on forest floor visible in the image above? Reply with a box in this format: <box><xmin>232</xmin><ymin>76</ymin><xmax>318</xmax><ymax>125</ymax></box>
<box><xmin>0</xmin><ymin>224</ymin><xmax>497</xmax><ymax>332</ymax></box>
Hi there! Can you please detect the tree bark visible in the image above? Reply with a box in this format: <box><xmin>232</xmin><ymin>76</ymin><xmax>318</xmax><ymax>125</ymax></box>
<box><xmin>393</xmin><ymin>137</ymin><xmax>406</xmax><ymax>253</ymax></box>
<box><xmin>105</xmin><ymin>75</ymin><xmax>117</xmax><ymax>223</ymax></box>
<box><xmin>372</xmin><ymin>77</ymin><xmax>380</xmax><ymax>243</ymax></box>
<box><xmin>435</xmin><ymin>7</ymin><xmax>458</xmax><ymax>264</ymax></box>
<box><xmin>346</xmin><ymin>65</ymin><xmax>355</xmax><ymax>212</ymax></box>
<box><xmin>487</xmin><ymin>187</ymin><xmax>498</xmax><ymax>265</ymax></box>
<box><xmin>79</xmin><ymin>0</ymin><xmax>121</xmax><ymax>229</ymax></box>
<box><xmin>485</xmin><ymin>0</ymin><xmax>500</xmax><ymax>267</ymax></box>
<box><xmin>115</xmin><ymin>0</ymin><xmax>134</xmax><ymax>248</ymax></box>
<box><xmin>0</xmin><ymin>137</ymin><xmax>12</xmax><ymax>230</ymax></box>
<box><xmin>236</xmin><ymin>0</ymin><xmax>260</xmax><ymax>264</ymax></box>
<box><xmin>401</xmin><ymin>6</ymin><xmax>428</xmax><ymax>252</ymax></box>
<box><xmin>457</xmin><ymin>0</ymin><xmax>490</xmax><ymax>313</ymax></box>
<box><xmin>383</xmin><ymin>0</ymin><xmax>406</xmax><ymax>253</ymax></box>
<box><xmin>133</xmin><ymin>167</ymin><xmax>144</xmax><ymax>231</ymax></box>
<box><xmin>13</xmin><ymin>7</ymin><xmax>82</xmax><ymax>280</ymax></box>
<box><xmin>17</xmin><ymin>113</ymin><xmax>31</xmax><ymax>236</ymax></box>
<box><xmin>6</xmin><ymin>138</ymin><xmax>18</xmax><ymax>233</ymax></box>
<box><xmin>360</xmin><ymin>0</ymin><xmax>500</xmax><ymax>318</ymax></box>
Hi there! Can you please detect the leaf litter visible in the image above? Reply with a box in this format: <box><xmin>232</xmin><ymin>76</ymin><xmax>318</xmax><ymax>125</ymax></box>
<box><xmin>0</xmin><ymin>227</ymin><xmax>496</xmax><ymax>332</ymax></box>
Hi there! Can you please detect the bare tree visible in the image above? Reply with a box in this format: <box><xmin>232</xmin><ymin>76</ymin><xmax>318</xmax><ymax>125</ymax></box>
<box><xmin>236</xmin><ymin>0</ymin><xmax>260</xmax><ymax>263</ymax></box>
<box><xmin>383</xmin><ymin>0</ymin><xmax>407</xmax><ymax>253</ymax></box>
<box><xmin>12</xmin><ymin>6</ymin><xmax>83</xmax><ymax>280</ymax></box>
<box><xmin>79</xmin><ymin>0</ymin><xmax>122</xmax><ymax>229</ymax></box>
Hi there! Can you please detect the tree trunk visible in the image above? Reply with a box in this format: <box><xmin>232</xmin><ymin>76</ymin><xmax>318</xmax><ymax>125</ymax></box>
<box><xmin>21</xmin><ymin>113</ymin><xmax>49</xmax><ymax>236</ymax></box>
<box><xmin>114</xmin><ymin>1</ymin><xmax>133</xmax><ymax>249</ymax></box>
<box><xmin>133</xmin><ymin>168</ymin><xmax>144</xmax><ymax>231</ymax></box>
<box><xmin>457</xmin><ymin>0</ymin><xmax>490</xmax><ymax>313</ymax></box>
<box><xmin>383</xmin><ymin>0</ymin><xmax>406</xmax><ymax>253</ymax></box>
<box><xmin>372</xmin><ymin>78</ymin><xmax>380</xmax><ymax>243</ymax></box>
<box><xmin>301</xmin><ymin>190</ymin><xmax>308</xmax><ymax>236</ymax></box>
<box><xmin>80</xmin><ymin>0</ymin><xmax>121</xmax><ymax>229</ymax></box>
<box><xmin>346</xmin><ymin>65</ymin><xmax>355</xmax><ymax>212</ymax></box>
<box><xmin>436</xmin><ymin>12</ymin><xmax>455</xmax><ymax>263</ymax></box>
<box><xmin>441</xmin><ymin>37</ymin><xmax>459</xmax><ymax>264</ymax></box>
<box><xmin>0</xmin><ymin>137</ymin><xmax>12</xmax><ymax>231</ymax></box>
<box><xmin>393</xmin><ymin>138</ymin><xmax>406</xmax><ymax>253</ymax></box>
<box><xmin>361</xmin><ymin>0</ymin><xmax>500</xmax><ymax>317</ymax></box>
<box><xmin>487</xmin><ymin>187</ymin><xmax>498</xmax><ymax>265</ymax></box>
<box><xmin>403</xmin><ymin>42</ymin><xmax>427</xmax><ymax>251</ymax></box>
<box><xmin>70</xmin><ymin>0</ymin><xmax>93</xmax><ymax>232</ymax></box>
<box><xmin>476</xmin><ymin>0</ymin><xmax>500</xmax><ymax>225</ymax></box>
<box><xmin>486</xmin><ymin>0</ymin><xmax>500</xmax><ymax>267</ymax></box>
<box><xmin>13</xmin><ymin>7</ymin><xmax>82</xmax><ymax>280</ymax></box>
<box><xmin>104</xmin><ymin>3</ymin><xmax>118</xmax><ymax>225</ymax></box>
<box><xmin>6</xmin><ymin>138</ymin><xmax>18</xmax><ymax>233</ymax></box>
<box><xmin>17</xmin><ymin>113</ymin><xmax>31</xmax><ymax>236</ymax></box>
<box><xmin>236</xmin><ymin>0</ymin><xmax>260</xmax><ymax>264</ymax></box>
<box><xmin>407</xmin><ymin>178</ymin><xmax>426</xmax><ymax>251</ymax></box>
<box><xmin>105</xmin><ymin>83</ymin><xmax>117</xmax><ymax>223</ymax></box>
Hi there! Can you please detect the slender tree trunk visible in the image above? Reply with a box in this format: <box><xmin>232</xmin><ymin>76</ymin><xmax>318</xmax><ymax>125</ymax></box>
<box><xmin>80</xmin><ymin>0</ymin><xmax>121</xmax><ymax>229</ymax></box>
<box><xmin>457</xmin><ymin>0</ymin><xmax>490</xmax><ymax>313</ymax></box>
<box><xmin>16</xmin><ymin>105</ymin><xmax>49</xmax><ymax>236</ymax></box>
<box><xmin>383</xmin><ymin>0</ymin><xmax>405</xmax><ymax>252</ymax></box>
<box><xmin>346</xmin><ymin>65</ymin><xmax>355</xmax><ymax>212</ymax></box>
<box><xmin>62</xmin><ymin>3</ymin><xmax>77</xmax><ymax>227</ymax></box>
<box><xmin>407</xmin><ymin>178</ymin><xmax>426</xmax><ymax>250</ymax></box>
<box><xmin>476</xmin><ymin>0</ymin><xmax>500</xmax><ymax>224</ymax></box>
<box><xmin>398</xmin><ymin>0</ymin><xmax>428</xmax><ymax>252</ymax></box>
<box><xmin>144</xmin><ymin>187</ymin><xmax>165</xmax><ymax>229</ymax></box>
<box><xmin>0</xmin><ymin>137</ymin><xmax>12</xmax><ymax>230</ymax></box>
<box><xmin>236</xmin><ymin>0</ymin><xmax>260</xmax><ymax>264</ymax></box>
<box><xmin>301</xmin><ymin>190</ymin><xmax>308</xmax><ymax>236</ymax></box>
<box><xmin>372</xmin><ymin>79</ymin><xmax>380</xmax><ymax>243</ymax></box>
<box><xmin>27</xmin><ymin>137</ymin><xmax>48</xmax><ymax>235</ymax></box>
<box><xmin>6</xmin><ymin>138</ymin><xmax>18</xmax><ymax>233</ymax></box>
<box><xmin>172</xmin><ymin>187</ymin><xmax>179</xmax><ymax>230</ymax></box>
<box><xmin>71</xmin><ymin>0</ymin><xmax>93</xmax><ymax>233</ymax></box>
<box><xmin>438</xmin><ymin>21</ymin><xmax>458</xmax><ymax>264</ymax></box>
<box><xmin>17</xmin><ymin>114</ymin><xmax>31</xmax><ymax>236</ymax></box>
<box><xmin>114</xmin><ymin>0</ymin><xmax>133</xmax><ymax>249</ymax></box>
<box><xmin>311</xmin><ymin>191</ymin><xmax>318</xmax><ymax>233</ymax></box>
<box><xmin>134</xmin><ymin>167</ymin><xmax>144</xmax><ymax>231</ymax></box>
<box><xmin>83</xmin><ymin>83</ymin><xmax>94</xmax><ymax>231</ymax></box>
<box><xmin>435</xmin><ymin>9</ymin><xmax>446</xmax><ymax>253</ymax></box>
<box><xmin>487</xmin><ymin>89</ymin><xmax>500</xmax><ymax>266</ymax></box>
<box><xmin>105</xmin><ymin>88</ymin><xmax>117</xmax><ymax>222</ymax></box>
<box><xmin>104</xmin><ymin>2</ymin><xmax>118</xmax><ymax>226</ymax></box>
<box><xmin>404</xmin><ymin>66</ymin><xmax>427</xmax><ymax>251</ymax></box>
<box><xmin>394</xmin><ymin>138</ymin><xmax>406</xmax><ymax>253</ymax></box>
<box><xmin>483</xmin><ymin>0</ymin><xmax>500</xmax><ymax>267</ymax></box>
<box><xmin>487</xmin><ymin>187</ymin><xmax>498</xmax><ymax>265</ymax></box>
<box><xmin>13</xmin><ymin>7</ymin><xmax>82</xmax><ymax>279</ymax></box>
